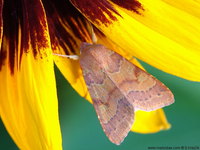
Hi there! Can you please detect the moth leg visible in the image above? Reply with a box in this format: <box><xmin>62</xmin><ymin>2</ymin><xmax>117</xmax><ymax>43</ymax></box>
<box><xmin>53</xmin><ymin>53</ymin><xmax>79</xmax><ymax>60</ymax></box>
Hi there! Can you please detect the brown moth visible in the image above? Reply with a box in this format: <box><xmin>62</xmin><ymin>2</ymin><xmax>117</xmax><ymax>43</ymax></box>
<box><xmin>79</xmin><ymin>42</ymin><xmax>174</xmax><ymax>145</ymax></box>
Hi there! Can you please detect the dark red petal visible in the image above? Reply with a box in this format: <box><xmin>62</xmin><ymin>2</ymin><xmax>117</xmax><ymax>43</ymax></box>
<box><xmin>70</xmin><ymin>0</ymin><xmax>143</xmax><ymax>26</ymax></box>
<box><xmin>0</xmin><ymin>0</ymin><xmax>50</xmax><ymax>74</ymax></box>
<box><xmin>111</xmin><ymin>0</ymin><xmax>143</xmax><ymax>13</ymax></box>
<box><xmin>43</xmin><ymin>0</ymin><xmax>94</xmax><ymax>55</ymax></box>
<box><xmin>70</xmin><ymin>0</ymin><xmax>120</xmax><ymax>25</ymax></box>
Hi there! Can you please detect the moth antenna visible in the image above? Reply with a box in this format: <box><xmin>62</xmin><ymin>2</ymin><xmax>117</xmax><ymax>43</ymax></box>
<box><xmin>53</xmin><ymin>53</ymin><xmax>79</xmax><ymax>60</ymax></box>
<box><xmin>89</xmin><ymin>22</ymin><xmax>97</xmax><ymax>44</ymax></box>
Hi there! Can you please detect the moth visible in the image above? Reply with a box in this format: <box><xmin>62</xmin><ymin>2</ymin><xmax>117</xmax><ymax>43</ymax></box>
<box><xmin>79</xmin><ymin>42</ymin><xmax>174</xmax><ymax>145</ymax></box>
<box><xmin>55</xmin><ymin>37</ymin><xmax>174</xmax><ymax>145</ymax></box>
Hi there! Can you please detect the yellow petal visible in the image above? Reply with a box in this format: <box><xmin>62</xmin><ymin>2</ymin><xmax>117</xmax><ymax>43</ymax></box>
<box><xmin>54</xmin><ymin>56</ymin><xmax>92</xmax><ymax>102</ymax></box>
<box><xmin>70</xmin><ymin>0</ymin><xmax>200</xmax><ymax>81</ymax></box>
<box><xmin>46</xmin><ymin>1</ymin><xmax>93</xmax><ymax>102</ymax></box>
<box><xmin>0</xmin><ymin>49</ymin><xmax>62</xmax><ymax>150</ymax></box>
<box><xmin>0</xmin><ymin>1</ymin><xmax>62</xmax><ymax>150</ymax></box>
<box><xmin>131</xmin><ymin>109</ymin><xmax>171</xmax><ymax>133</ymax></box>
<box><xmin>163</xmin><ymin>0</ymin><xmax>200</xmax><ymax>18</ymax></box>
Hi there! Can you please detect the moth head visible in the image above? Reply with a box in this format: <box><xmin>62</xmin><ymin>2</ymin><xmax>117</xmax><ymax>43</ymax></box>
<box><xmin>80</xmin><ymin>42</ymin><xmax>92</xmax><ymax>54</ymax></box>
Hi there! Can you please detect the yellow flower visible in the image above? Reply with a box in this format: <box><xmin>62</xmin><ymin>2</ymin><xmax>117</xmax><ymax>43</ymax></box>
<box><xmin>0</xmin><ymin>0</ymin><xmax>199</xmax><ymax>149</ymax></box>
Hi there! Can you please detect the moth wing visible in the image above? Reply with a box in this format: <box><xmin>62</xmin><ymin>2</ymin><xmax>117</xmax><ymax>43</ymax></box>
<box><xmin>80</xmin><ymin>53</ymin><xmax>134</xmax><ymax>145</ymax></box>
<box><xmin>121</xmin><ymin>58</ymin><xmax>174</xmax><ymax>111</ymax></box>
<box><xmin>100</xmin><ymin>50</ymin><xmax>174</xmax><ymax>111</ymax></box>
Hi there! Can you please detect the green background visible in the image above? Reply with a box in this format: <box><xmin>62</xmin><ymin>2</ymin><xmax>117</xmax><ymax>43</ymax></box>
<box><xmin>1</xmin><ymin>62</ymin><xmax>200</xmax><ymax>150</ymax></box>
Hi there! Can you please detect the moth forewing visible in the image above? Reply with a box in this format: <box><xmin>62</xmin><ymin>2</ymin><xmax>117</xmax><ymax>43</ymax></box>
<box><xmin>79</xmin><ymin>42</ymin><xmax>174</xmax><ymax>145</ymax></box>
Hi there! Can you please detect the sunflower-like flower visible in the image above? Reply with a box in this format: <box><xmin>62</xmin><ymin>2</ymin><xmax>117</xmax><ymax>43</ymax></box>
<box><xmin>0</xmin><ymin>0</ymin><xmax>199</xmax><ymax>149</ymax></box>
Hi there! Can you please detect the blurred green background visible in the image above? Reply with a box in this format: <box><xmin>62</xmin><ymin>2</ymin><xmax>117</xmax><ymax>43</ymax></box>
<box><xmin>0</xmin><ymin>61</ymin><xmax>200</xmax><ymax>150</ymax></box>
